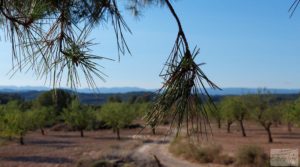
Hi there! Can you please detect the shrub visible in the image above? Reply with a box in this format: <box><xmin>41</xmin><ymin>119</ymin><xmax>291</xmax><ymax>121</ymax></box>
<box><xmin>235</xmin><ymin>145</ymin><xmax>269</xmax><ymax>167</ymax></box>
<box><xmin>169</xmin><ymin>137</ymin><xmax>231</xmax><ymax>164</ymax></box>
<box><xmin>196</xmin><ymin>144</ymin><xmax>222</xmax><ymax>163</ymax></box>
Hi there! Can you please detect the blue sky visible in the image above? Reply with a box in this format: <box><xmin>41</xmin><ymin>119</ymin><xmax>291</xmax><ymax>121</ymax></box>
<box><xmin>0</xmin><ymin>0</ymin><xmax>300</xmax><ymax>89</ymax></box>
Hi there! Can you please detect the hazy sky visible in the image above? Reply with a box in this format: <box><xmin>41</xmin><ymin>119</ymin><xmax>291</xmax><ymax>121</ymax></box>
<box><xmin>0</xmin><ymin>0</ymin><xmax>300</xmax><ymax>89</ymax></box>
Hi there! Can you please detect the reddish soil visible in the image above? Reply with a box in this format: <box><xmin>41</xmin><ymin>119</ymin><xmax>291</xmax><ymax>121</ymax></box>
<box><xmin>0</xmin><ymin>122</ymin><xmax>300</xmax><ymax>167</ymax></box>
<box><xmin>0</xmin><ymin>129</ymin><xmax>149</xmax><ymax>167</ymax></box>
<box><xmin>204</xmin><ymin>122</ymin><xmax>300</xmax><ymax>157</ymax></box>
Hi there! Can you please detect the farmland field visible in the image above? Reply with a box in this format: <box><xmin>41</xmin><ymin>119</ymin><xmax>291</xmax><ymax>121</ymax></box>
<box><xmin>0</xmin><ymin>122</ymin><xmax>299</xmax><ymax>167</ymax></box>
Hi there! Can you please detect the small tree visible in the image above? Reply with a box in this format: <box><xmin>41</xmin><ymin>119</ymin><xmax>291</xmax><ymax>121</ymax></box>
<box><xmin>223</xmin><ymin>96</ymin><xmax>248</xmax><ymax>137</ymax></box>
<box><xmin>219</xmin><ymin>98</ymin><xmax>235</xmax><ymax>133</ymax></box>
<box><xmin>210</xmin><ymin>103</ymin><xmax>223</xmax><ymax>129</ymax></box>
<box><xmin>251</xmin><ymin>93</ymin><xmax>276</xmax><ymax>143</ymax></box>
<box><xmin>29</xmin><ymin>107</ymin><xmax>55</xmax><ymax>135</ymax></box>
<box><xmin>270</xmin><ymin>102</ymin><xmax>284</xmax><ymax>127</ymax></box>
<box><xmin>62</xmin><ymin>100</ymin><xmax>94</xmax><ymax>137</ymax></box>
<box><xmin>283</xmin><ymin>100</ymin><xmax>300</xmax><ymax>132</ymax></box>
<box><xmin>98</xmin><ymin>102</ymin><xmax>136</xmax><ymax>140</ymax></box>
<box><xmin>1</xmin><ymin>102</ymin><xmax>32</xmax><ymax>145</ymax></box>
<box><xmin>254</xmin><ymin>104</ymin><xmax>279</xmax><ymax>143</ymax></box>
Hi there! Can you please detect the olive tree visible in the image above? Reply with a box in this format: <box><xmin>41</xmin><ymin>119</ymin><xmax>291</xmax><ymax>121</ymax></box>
<box><xmin>219</xmin><ymin>97</ymin><xmax>236</xmax><ymax>133</ymax></box>
<box><xmin>283</xmin><ymin>99</ymin><xmax>300</xmax><ymax>132</ymax></box>
<box><xmin>1</xmin><ymin>101</ymin><xmax>32</xmax><ymax>145</ymax></box>
<box><xmin>250</xmin><ymin>92</ymin><xmax>277</xmax><ymax>143</ymax></box>
<box><xmin>28</xmin><ymin>106</ymin><xmax>55</xmax><ymax>135</ymax></box>
<box><xmin>210</xmin><ymin>103</ymin><xmax>223</xmax><ymax>129</ymax></box>
<box><xmin>254</xmin><ymin>104</ymin><xmax>279</xmax><ymax>143</ymax></box>
<box><xmin>62</xmin><ymin>100</ymin><xmax>94</xmax><ymax>137</ymax></box>
<box><xmin>225</xmin><ymin>96</ymin><xmax>249</xmax><ymax>137</ymax></box>
<box><xmin>98</xmin><ymin>102</ymin><xmax>136</xmax><ymax>140</ymax></box>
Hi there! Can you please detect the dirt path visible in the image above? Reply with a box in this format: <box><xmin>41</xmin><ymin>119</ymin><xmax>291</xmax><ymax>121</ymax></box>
<box><xmin>133</xmin><ymin>136</ymin><xmax>202</xmax><ymax>167</ymax></box>
<box><xmin>131</xmin><ymin>133</ymin><xmax>230</xmax><ymax>167</ymax></box>
<box><xmin>134</xmin><ymin>133</ymin><xmax>203</xmax><ymax>167</ymax></box>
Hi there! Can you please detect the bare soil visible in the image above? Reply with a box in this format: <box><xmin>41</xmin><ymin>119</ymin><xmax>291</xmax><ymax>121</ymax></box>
<box><xmin>0</xmin><ymin>122</ymin><xmax>300</xmax><ymax>167</ymax></box>
<box><xmin>0</xmin><ymin>129</ymin><xmax>148</xmax><ymax>167</ymax></box>
<box><xmin>206</xmin><ymin>122</ymin><xmax>300</xmax><ymax>157</ymax></box>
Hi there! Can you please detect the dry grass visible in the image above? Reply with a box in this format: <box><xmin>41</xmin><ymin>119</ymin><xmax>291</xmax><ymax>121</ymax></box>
<box><xmin>235</xmin><ymin>145</ymin><xmax>269</xmax><ymax>167</ymax></box>
<box><xmin>169</xmin><ymin>136</ymin><xmax>234</xmax><ymax>165</ymax></box>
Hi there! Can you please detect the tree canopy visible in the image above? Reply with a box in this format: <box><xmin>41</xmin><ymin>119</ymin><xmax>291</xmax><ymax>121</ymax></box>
<box><xmin>97</xmin><ymin>102</ymin><xmax>137</xmax><ymax>139</ymax></box>
<box><xmin>36</xmin><ymin>89</ymin><xmax>73</xmax><ymax>115</ymax></box>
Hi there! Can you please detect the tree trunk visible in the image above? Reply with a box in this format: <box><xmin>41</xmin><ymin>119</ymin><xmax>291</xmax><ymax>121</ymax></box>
<box><xmin>116</xmin><ymin>128</ymin><xmax>120</xmax><ymax>140</ymax></box>
<box><xmin>227</xmin><ymin>122</ymin><xmax>232</xmax><ymax>133</ymax></box>
<box><xmin>288</xmin><ymin>122</ymin><xmax>292</xmax><ymax>132</ymax></box>
<box><xmin>263</xmin><ymin>124</ymin><xmax>273</xmax><ymax>143</ymax></box>
<box><xmin>40</xmin><ymin>128</ymin><xmax>45</xmax><ymax>135</ymax></box>
<box><xmin>152</xmin><ymin>127</ymin><xmax>156</xmax><ymax>135</ymax></box>
<box><xmin>20</xmin><ymin>133</ymin><xmax>24</xmax><ymax>145</ymax></box>
<box><xmin>239</xmin><ymin>120</ymin><xmax>246</xmax><ymax>137</ymax></box>
<box><xmin>217</xmin><ymin>119</ymin><xmax>221</xmax><ymax>129</ymax></box>
<box><xmin>80</xmin><ymin>129</ymin><xmax>84</xmax><ymax>137</ymax></box>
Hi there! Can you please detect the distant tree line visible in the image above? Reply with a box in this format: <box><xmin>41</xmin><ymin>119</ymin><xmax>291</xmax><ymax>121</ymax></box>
<box><xmin>0</xmin><ymin>89</ymin><xmax>152</xmax><ymax>145</ymax></box>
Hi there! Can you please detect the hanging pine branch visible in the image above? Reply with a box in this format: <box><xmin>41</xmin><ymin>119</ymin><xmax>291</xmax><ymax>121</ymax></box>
<box><xmin>146</xmin><ymin>0</ymin><xmax>219</xmax><ymax>137</ymax></box>
<box><xmin>0</xmin><ymin>0</ymin><xmax>133</xmax><ymax>89</ymax></box>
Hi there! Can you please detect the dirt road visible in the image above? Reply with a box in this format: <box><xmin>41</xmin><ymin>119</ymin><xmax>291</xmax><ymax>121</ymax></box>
<box><xmin>137</xmin><ymin>143</ymin><xmax>202</xmax><ymax>167</ymax></box>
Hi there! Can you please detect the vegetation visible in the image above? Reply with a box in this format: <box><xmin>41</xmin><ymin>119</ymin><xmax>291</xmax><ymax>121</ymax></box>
<box><xmin>235</xmin><ymin>145</ymin><xmax>268</xmax><ymax>167</ymax></box>
<box><xmin>210</xmin><ymin>103</ymin><xmax>223</xmax><ymax>129</ymax></box>
<box><xmin>0</xmin><ymin>101</ymin><xmax>32</xmax><ymax>145</ymax></box>
<box><xmin>97</xmin><ymin>102</ymin><xmax>137</xmax><ymax>140</ymax></box>
<box><xmin>36</xmin><ymin>89</ymin><xmax>73</xmax><ymax>116</ymax></box>
<box><xmin>283</xmin><ymin>98</ymin><xmax>300</xmax><ymax>132</ymax></box>
<box><xmin>249</xmin><ymin>92</ymin><xmax>277</xmax><ymax>143</ymax></box>
<box><xmin>218</xmin><ymin>97</ymin><xmax>235</xmax><ymax>133</ymax></box>
<box><xmin>0</xmin><ymin>91</ymin><xmax>300</xmax><ymax>166</ymax></box>
<box><xmin>62</xmin><ymin>100</ymin><xmax>94</xmax><ymax>137</ymax></box>
<box><xmin>219</xmin><ymin>96</ymin><xmax>249</xmax><ymax>137</ymax></box>
<box><xmin>0</xmin><ymin>93</ymin><xmax>22</xmax><ymax>104</ymax></box>
<box><xmin>169</xmin><ymin>137</ymin><xmax>234</xmax><ymax>165</ymax></box>
<box><xmin>29</xmin><ymin>106</ymin><xmax>55</xmax><ymax>135</ymax></box>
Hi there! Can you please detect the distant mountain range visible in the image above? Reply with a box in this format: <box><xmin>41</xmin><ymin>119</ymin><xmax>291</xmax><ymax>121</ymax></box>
<box><xmin>207</xmin><ymin>88</ymin><xmax>300</xmax><ymax>95</ymax></box>
<box><xmin>0</xmin><ymin>86</ymin><xmax>299</xmax><ymax>95</ymax></box>
<box><xmin>0</xmin><ymin>86</ymin><xmax>152</xmax><ymax>94</ymax></box>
